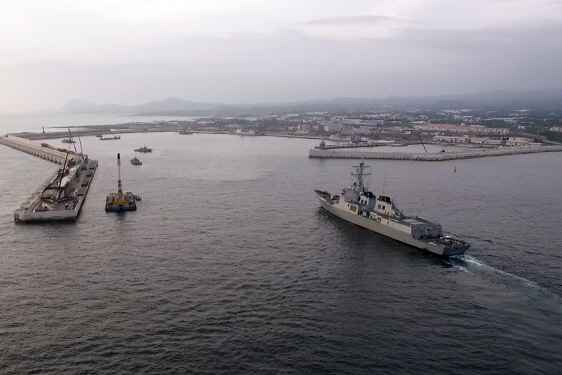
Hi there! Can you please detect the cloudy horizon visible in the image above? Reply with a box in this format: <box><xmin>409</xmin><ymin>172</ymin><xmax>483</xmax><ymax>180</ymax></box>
<box><xmin>1</xmin><ymin>0</ymin><xmax>562</xmax><ymax>112</ymax></box>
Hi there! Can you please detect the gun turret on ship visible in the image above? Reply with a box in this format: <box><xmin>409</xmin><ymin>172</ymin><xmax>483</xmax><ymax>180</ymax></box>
<box><xmin>314</xmin><ymin>160</ymin><xmax>470</xmax><ymax>256</ymax></box>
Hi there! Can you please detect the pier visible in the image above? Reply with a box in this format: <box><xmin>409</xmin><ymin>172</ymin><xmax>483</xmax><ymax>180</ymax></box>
<box><xmin>309</xmin><ymin>146</ymin><xmax>562</xmax><ymax>161</ymax></box>
<box><xmin>316</xmin><ymin>140</ymin><xmax>441</xmax><ymax>150</ymax></box>
<box><xmin>317</xmin><ymin>142</ymin><xmax>391</xmax><ymax>149</ymax></box>
<box><xmin>0</xmin><ymin>135</ymin><xmax>70</xmax><ymax>164</ymax></box>
<box><xmin>1</xmin><ymin>135</ymin><xmax>98</xmax><ymax>222</ymax></box>
<box><xmin>10</xmin><ymin>129</ymin><xmax>108</xmax><ymax>140</ymax></box>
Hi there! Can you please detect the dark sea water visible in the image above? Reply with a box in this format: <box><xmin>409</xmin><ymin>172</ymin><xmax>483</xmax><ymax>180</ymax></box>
<box><xmin>1</xmin><ymin>127</ymin><xmax>562</xmax><ymax>374</ymax></box>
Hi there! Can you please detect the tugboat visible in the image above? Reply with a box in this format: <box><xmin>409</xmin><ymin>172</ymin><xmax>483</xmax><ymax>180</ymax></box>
<box><xmin>130</xmin><ymin>156</ymin><xmax>142</xmax><ymax>165</ymax></box>
<box><xmin>105</xmin><ymin>153</ymin><xmax>137</xmax><ymax>212</ymax></box>
<box><xmin>314</xmin><ymin>159</ymin><xmax>470</xmax><ymax>256</ymax></box>
<box><xmin>134</xmin><ymin>145</ymin><xmax>152</xmax><ymax>152</ymax></box>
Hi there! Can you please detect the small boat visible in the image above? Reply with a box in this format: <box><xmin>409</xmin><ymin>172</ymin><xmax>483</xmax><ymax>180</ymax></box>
<box><xmin>95</xmin><ymin>134</ymin><xmax>103</xmax><ymax>138</ymax></box>
<box><xmin>130</xmin><ymin>156</ymin><xmax>142</xmax><ymax>165</ymax></box>
<box><xmin>179</xmin><ymin>129</ymin><xmax>193</xmax><ymax>135</ymax></box>
<box><xmin>134</xmin><ymin>145</ymin><xmax>152</xmax><ymax>153</ymax></box>
<box><xmin>61</xmin><ymin>138</ymin><xmax>76</xmax><ymax>143</ymax></box>
<box><xmin>134</xmin><ymin>195</ymin><xmax>142</xmax><ymax>201</ymax></box>
<box><xmin>100</xmin><ymin>135</ymin><xmax>121</xmax><ymax>140</ymax></box>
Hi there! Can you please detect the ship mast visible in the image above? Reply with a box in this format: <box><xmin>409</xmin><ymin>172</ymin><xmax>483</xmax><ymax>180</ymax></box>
<box><xmin>117</xmin><ymin>153</ymin><xmax>123</xmax><ymax>199</ymax></box>
<box><xmin>351</xmin><ymin>158</ymin><xmax>371</xmax><ymax>192</ymax></box>
<box><xmin>55</xmin><ymin>151</ymin><xmax>70</xmax><ymax>201</ymax></box>
<box><xmin>68</xmin><ymin>128</ymin><xmax>77</xmax><ymax>154</ymax></box>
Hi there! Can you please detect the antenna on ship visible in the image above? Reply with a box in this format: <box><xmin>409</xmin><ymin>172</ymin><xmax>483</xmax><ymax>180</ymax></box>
<box><xmin>75</xmin><ymin>129</ymin><xmax>84</xmax><ymax>156</ymax></box>
<box><xmin>68</xmin><ymin>128</ymin><xmax>77</xmax><ymax>154</ymax></box>
<box><xmin>351</xmin><ymin>157</ymin><xmax>371</xmax><ymax>192</ymax></box>
<box><xmin>77</xmin><ymin>135</ymin><xmax>84</xmax><ymax>156</ymax></box>
<box><xmin>56</xmin><ymin>151</ymin><xmax>70</xmax><ymax>201</ymax></box>
<box><xmin>117</xmin><ymin>153</ymin><xmax>123</xmax><ymax>199</ymax></box>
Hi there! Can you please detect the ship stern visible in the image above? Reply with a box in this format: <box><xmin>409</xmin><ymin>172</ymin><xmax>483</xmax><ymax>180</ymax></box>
<box><xmin>442</xmin><ymin>243</ymin><xmax>471</xmax><ymax>256</ymax></box>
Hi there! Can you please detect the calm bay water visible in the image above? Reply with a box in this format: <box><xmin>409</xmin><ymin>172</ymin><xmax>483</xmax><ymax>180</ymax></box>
<box><xmin>1</xmin><ymin>116</ymin><xmax>562</xmax><ymax>374</ymax></box>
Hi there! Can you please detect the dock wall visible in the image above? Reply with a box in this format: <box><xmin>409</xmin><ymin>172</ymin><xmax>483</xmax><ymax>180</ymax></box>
<box><xmin>317</xmin><ymin>141</ymin><xmax>440</xmax><ymax>150</ymax></box>
<box><xmin>309</xmin><ymin>146</ymin><xmax>562</xmax><ymax>161</ymax></box>
<box><xmin>0</xmin><ymin>136</ymin><xmax>69</xmax><ymax>164</ymax></box>
<box><xmin>11</xmin><ymin>130</ymin><xmax>112</xmax><ymax>140</ymax></box>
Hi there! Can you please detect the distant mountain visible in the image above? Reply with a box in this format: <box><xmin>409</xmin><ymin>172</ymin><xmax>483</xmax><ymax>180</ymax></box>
<box><xmin>61</xmin><ymin>99</ymin><xmax>98</xmax><ymax>113</ymax></box>
<box><xmin>61</xmin><ymin>88</ymin><xmax>562</xmax><ymax>116</ymax></box>
<box><xmin>423</xmin><ymin>88</ymin><xmax>562</xmax><ymax>107</ymax></box>
<box><xmin>60</xmin><ymin>97</ymin><xmax>222</xmax><ymax>114</ymax></box>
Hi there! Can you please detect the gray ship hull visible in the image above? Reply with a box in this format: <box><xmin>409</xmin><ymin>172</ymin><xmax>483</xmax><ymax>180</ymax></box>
<box><xmin>316</xmin><ymin>194</ymin><xmax>468</xmax><ymax>256</ymax></box>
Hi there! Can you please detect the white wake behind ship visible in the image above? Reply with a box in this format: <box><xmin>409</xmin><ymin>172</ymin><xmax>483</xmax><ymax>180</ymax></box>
<box><xmin>315</xmin><ymin>160</ymin><xmax>470</xmax><ymax>256</ymax></box>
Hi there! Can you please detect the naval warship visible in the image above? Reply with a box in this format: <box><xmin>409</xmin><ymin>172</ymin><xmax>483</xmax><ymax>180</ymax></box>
<box><xmin>315</xmin><ymin>160</ymin><xmax>470</xmax><ymax>256</ymax></box>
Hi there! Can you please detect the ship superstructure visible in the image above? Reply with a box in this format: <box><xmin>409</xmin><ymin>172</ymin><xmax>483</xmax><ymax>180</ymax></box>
<box><xmin>315</xmin><ymin>160</ymin><xmax>470</xmax><ymax>256</ymax></box>
<box><xmin>130</xmin><ymin>156</ymin><xmax>142</xmax><ymax>165</ymax></box>
<box><xmin>105</xmin><ymin>153</ymin><xmax>137</xmax><ymax>212</ymax></box>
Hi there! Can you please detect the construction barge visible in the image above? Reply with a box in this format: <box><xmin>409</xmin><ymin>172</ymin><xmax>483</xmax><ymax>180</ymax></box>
<box><xmin>105</xmin><ymin>153</ymin><xmax>137</xmax><ymax>212</ymax></box>
<box><xmin>13</xmin><ymin>152</ymin><xmax>98</xmax><ymax>222</ymax></box>
<box><xmin>0</xmin><ymin>134</ymin><xmax>98</xmax><ymax>222</ymax></box>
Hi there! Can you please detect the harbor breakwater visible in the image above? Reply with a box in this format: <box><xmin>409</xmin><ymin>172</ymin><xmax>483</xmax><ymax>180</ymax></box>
<box><xmin>309</xmin><ymin>145</ymin><xmax>562</xmax><ymax>161</ymax></box>
<box><xmin>0</xmin><ymin>135</ymin><xmax>69</xmax><ymax>164</ymax></box>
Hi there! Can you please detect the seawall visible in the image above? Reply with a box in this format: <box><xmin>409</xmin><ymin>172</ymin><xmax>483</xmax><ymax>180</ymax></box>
<box><xmin>309</xmin><ymin>146</ymin><xmax>562</xmax><ymax>161</ymax></box>
<box><xmin>0</xmin><ymin>135</ymin><xmax>69</xmax><ymax>164</ymax></box>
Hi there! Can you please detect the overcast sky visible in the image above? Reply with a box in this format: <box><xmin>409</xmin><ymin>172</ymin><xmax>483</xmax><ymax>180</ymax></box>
<box><xmin>1</xmin><ymin>0</ymin><xmax>562</xmax><ymax>112</ymax></box>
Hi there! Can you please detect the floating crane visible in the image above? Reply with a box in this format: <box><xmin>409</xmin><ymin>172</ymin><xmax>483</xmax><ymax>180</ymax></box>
<box><xmin>105</xmin><ymin>153</ymin><xmax>137</xmax><ymax>212</ymax></box>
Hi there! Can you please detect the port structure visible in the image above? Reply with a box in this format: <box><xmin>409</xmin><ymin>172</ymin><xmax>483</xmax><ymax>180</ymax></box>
<box><xmin>7</xmin><ymin>130</ymin><xmax>98</xmax><ymax>222</ymax></box>
<box><xmin>0</xmin><ymin>135</ymin><xmax>69</xmax><ymax>164</ymax></box>
<box><xmin>105</xmin><ymin>153</ymin><xmax>137</xmax><ymax>212</ymax></box>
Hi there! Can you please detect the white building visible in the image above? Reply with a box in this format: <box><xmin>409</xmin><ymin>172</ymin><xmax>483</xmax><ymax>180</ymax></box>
<box><xmin>323</xmin><ymin>124</ymin><xmax>343</xmax><ymax>132</ymax></box>
<box><xmin>413</xmin><ymin>124</ymin><xmax>509</xmax><ymax>135</ymax></box>
<box><xmin>505</xmin><ymin>137</ymin><xmax>540</xmax><ymax>147</ymax></box>
<box><xmin>433</xmin><ymin>135</ymin><xmax>469</xmax><ymax>143</ymax></box>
